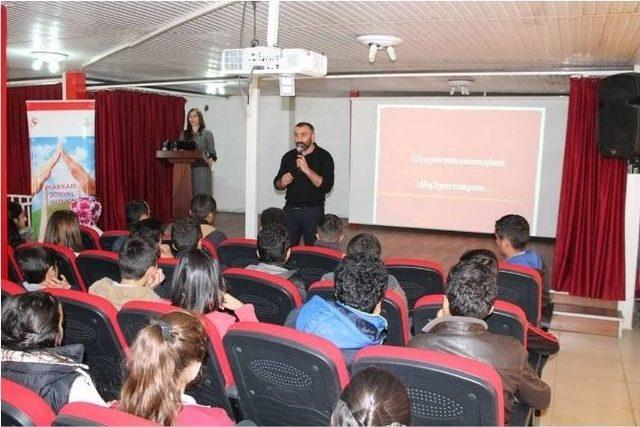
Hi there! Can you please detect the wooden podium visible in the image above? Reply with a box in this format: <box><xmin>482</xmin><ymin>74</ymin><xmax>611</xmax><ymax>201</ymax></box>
<box><xmin>156</xmin><ymin>150</ymin><xmax>207</xmax><ymax>218</ymax></box>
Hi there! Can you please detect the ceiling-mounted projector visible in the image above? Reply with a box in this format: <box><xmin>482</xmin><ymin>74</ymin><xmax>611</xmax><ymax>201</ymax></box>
<box><xmin>221</xmin><ymin>47</ymin><xmax>327</xmax><ymax>77</ymax></box>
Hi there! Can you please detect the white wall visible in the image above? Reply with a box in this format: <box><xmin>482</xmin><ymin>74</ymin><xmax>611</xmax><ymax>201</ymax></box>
<box><xmin>184</xmin><ymin>93</ymin><xmax>351</xmax><ymax>217</ymax></box>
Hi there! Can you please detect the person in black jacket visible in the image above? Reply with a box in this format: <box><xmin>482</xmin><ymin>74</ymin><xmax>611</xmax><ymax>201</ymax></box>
<box><xmin>274</xmin><ymin>122</ymin><xmax>334</xmax><ymax>246</ymax></box>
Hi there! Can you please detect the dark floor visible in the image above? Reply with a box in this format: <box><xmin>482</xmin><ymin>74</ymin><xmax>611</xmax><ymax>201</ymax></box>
<box><xmin>216</xmin><ymin>212</ymin><xmax>555</xmax><ymax>273</ymax></box>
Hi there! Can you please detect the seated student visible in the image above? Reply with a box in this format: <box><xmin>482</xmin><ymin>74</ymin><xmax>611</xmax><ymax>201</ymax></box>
<box><xmin>246</xmin><ymin>224</ymin><xmax>307</xmax><ymax>298</ymax></box>
<box><xmin>70</xmin><ymin>196</ymin><xmax>103</xmax><ymax>236</ymax></box>
<box><xmin>408</xmin><ymin>259</ymin><xmax>550</xmax><ymax>422</ymax></box>
<box><xmin>322</xmin><ymin>233</ymin><xmax>406</xmax><ymax>302</ymax></box>
<box><xmin>1</xmin><ymin>293</ymin><xmax>106</xmax><ymax>412</ymax></box>
<box><xmin>259</xmin><ymin>207</ymin><xmax>286</xmax><ymax>229</ymax></box>
<box><xmin>314</xmin><ymin>214</ymin><xmax>344</xmax><ymax>251</ymax></box>
<box><xmin>460</xmin><ymin>248</ymin><xmax>499</xmax><ymax>272</ymax></box>
<box><xmin>190</xmin><ymin>194</ymin><xmax>227</xmax><ymax>247</ymax></box>
<box><xmin>494</xmin><ymin>214</ymin><xmax>550</xmax><ymax>304</ymax></box>
<box><xmin>286</xmin><ymin>254</ymin><xmax>388</xmax><ymax>363</ymax></box>
<box><xmin>43</xmin><ymin>210</ymin><xmax>84</xmax><ymax>254</ymax></box>
<box><xmin>90</xmin><ymin>237</ymin><xmax>165</xmax><ymax>309</ymax></box>
<box><xmin>130</xmin><ymin>218</ymin><xmax>173</xmax><ymax>258</ymax></box>
<box><xmin>331</xmin><ymin>367</ymin><xmax>411</xmax><ymax>427</ymax></box>
<box><xmin>171</xmin><ymin>217</ymin><xmax>203</xmax><ymax>257</ymax></box>
<box><xmin>16</xmin><ymin>246</ymin><xmax>71</xmax><ymax>291</ymax></box>
<box><xmin>171</xmin><ymin>249</ymin><xmax>258</xmax><ymax>337</ymax></box>
<box><xmin>111</xmin><ymin>200</ymin><xmax>150</xmax><ymax>252</ymax></box>
<box><xmin>9</xmin><ymin>200</ymin><xmax>33</xmax><ymax>245</ymax></box>
<box><xmin>118</xmin><ymin>312</ymin><xmax>234</xmax><ymax>426</ymax></box>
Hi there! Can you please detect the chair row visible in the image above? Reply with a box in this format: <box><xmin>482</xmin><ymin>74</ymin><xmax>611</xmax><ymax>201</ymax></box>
<box><xmin>2</xmin><ymin>317</ymin><xmax>509</xmax><ymax>426</ymax></box>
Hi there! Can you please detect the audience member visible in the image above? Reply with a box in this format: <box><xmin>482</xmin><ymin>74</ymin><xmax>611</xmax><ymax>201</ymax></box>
<box><xmin>190</xmin><ymin>193</ymin><xmax>227</xmax><ymax>247</ymax></box>
<box><xmin>8</xmin><ymin>200</ymin><xmax>32</xmax><ymax>245</ymax></box>
<box><xmin>70</xmin><ymin>196</ymin><xmax>103</xmax><ymax>235</ymax></box>
<box><xmin>1</xmin><ymin>292</ymin><xmax>106</xmax><ymax>412</ymax></box>
<box><xmin>43</xmin><ymin>210</ymin><xmax>84</xmax><ymax>254</ymax></box>
<box><xmin>286</xmin><ymin>254</ymin><xmax>388</xmax><ymax>363</ymax></box>
<box><xmin>111</xmin><ymin>200</ymin><xmax>151</xmax><ymax>252</ymax></box>
<box><xmin>130</xmin><ymin>218</ymin><xmax>173</xmax><ymax>258</ymax></box>
<box><xmin>460</xmin><ymin>248</ymin><xmax>499</xmax><ymax>272</ymax></box>
<box><xmin>171</xmin><ymin>249</ymin><xmax>258</xmax><ymax>337</ymax></box>
<box><xmin>408</xmin><ymin>259</ymin><xmax>550</xmax><ymax>422</ymax></box>
<box><xmin>322</xmin><ymin>233</ymin><xmax>406</xmax><ymax>302</ymax></box>
<box><xmin>259</xmin><ymin>207</ymin><xmax>286</xmax><ymax>229</ymax></box>
<box><xmin>16</xmin><ymin>246</ymin><xmax>71</xmax><ymax>291</ymax></box>
<box><xmin>90</xmin><ymin>237</ymin><xmax>164</xmax><ymax>309</ymax></box>
<box><xmin>314</xmin><ymin>214</ymin><xmax>344</xmax><ymax>251</ymax></box>
<box><xmin>118</xmin><ymin>312</ymin><xmax>233</xmax><ymax>426</ymax></box>
<box><xmin>331</xmin><ymin>367</ymin><xmax>411</xmax><ymax>426</ymax></box>
<box><xmin>171</xmin><ymin>217</ymin><xmax>203</xmax><ymax>257</ymax></box>
<box><xmin>246</xmin><ymin>223</ymin><xmax>306</xmax><ymax>298</ymax></box>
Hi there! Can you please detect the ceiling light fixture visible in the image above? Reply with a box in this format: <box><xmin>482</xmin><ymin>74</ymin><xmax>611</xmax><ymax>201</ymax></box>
<box><xmin>31</xmin><ymin>51</ymin><xmax>68</xmax><ymax>73</ymax></box>
<box><xmin>356</xmin><ymin>35</ymin><xmax>402</xmax><ymax>64</ymax></box>
<box><xmin>448</xmin><ymin>79</ymin><xmax>473</xmax><ymax>96</ymax></box>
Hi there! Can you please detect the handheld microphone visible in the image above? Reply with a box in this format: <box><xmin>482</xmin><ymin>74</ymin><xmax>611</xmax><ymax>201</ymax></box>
<box><xmin>296</xmin><ymin>144</ymin><xmax>305</xmax><ymax>154</ymax></box>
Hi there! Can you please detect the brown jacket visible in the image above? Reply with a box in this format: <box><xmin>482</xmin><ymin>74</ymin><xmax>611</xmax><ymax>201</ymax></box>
<box><xmin>408</xmin><ymin>316</ymin><xmax>550</xmax><ymax>421</ymax></box>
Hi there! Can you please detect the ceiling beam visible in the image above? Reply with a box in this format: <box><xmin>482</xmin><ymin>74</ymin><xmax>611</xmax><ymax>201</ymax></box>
<box><xmin>82</xmin><ymin>0</ymin><xmax>238</xmax><ymax>68</ymax></box>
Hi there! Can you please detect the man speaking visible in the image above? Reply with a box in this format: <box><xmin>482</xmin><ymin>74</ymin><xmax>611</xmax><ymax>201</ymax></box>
<box><xmin>274</xmin><ymin>122</ymin><xmax>334</xmax><ymax>246</ymax></box>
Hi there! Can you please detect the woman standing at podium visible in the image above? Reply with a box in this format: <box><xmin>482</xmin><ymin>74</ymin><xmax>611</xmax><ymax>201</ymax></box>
<box><xmin>180</xmin><ymin>108</ymin><xmax>217</xmax><ymax>196</ymax></box>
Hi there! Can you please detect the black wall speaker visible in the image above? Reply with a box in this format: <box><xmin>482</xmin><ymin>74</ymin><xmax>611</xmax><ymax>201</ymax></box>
<box><xmin>598</xmin><ymin>72</ymin><xmax>640</xmax><ymax>158</ymax></box>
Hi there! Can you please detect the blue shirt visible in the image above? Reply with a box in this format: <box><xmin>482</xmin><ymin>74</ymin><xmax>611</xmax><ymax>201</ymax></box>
<box><xmin>506</xmin><ymin>250</ymin><xmax>543</xmax><ymax>270</ymax></box>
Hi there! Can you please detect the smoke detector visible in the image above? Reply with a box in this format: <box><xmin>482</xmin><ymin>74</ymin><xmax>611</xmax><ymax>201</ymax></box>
<box><xmin>356</xmin><ymin>35</ymin><xmax>402</xmax><ymax>63</ymax></box>
<box><xmin>448</xmin><ymin>79</ymin><xmax>473</xmax><ymax>96</ymax></box>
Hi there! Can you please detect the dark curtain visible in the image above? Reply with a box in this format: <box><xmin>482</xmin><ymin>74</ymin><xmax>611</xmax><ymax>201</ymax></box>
<box><xmin>90</xmin><ymin>90</ymin><xmax>185</xmax><ymax>230</ymax></box>
<box><xmin>552</xmin><ymin>78</ymin><xmax>627</xmax><ymax>300</ymax></box>
<box><xmin>7</xmin><ymin>84</ymin><xmax>62</xmax><ymax>194</ymax></box>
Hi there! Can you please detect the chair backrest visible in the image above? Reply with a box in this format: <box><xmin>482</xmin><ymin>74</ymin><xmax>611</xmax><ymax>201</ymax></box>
<box><xmin>1</xmin><ymin>279</ymin><xmax>25</xmax><ymax>301</ymax></box>
<box><xmin>8</xmin><ymin>245</ymin><xmax>25</xmax><ymax>283</ymax></box>
<box><xmin>53</xmin><ymin>402</ymin><xmax>155</xmax><ymax>426</ymax></box>
<box><xmin>201</xmin><ymin>239</ymin><xmax>219</xmax><ymax>260</ymax></box>
<box><xmin>44</xmin><ymin>288</ymin><xmax>128</xmax><ymax>401</ymax></box>
<box><xmin>497</xmin><ymin>263</ymin><xmax>542</xmax><ymax>325</ymax></box>
<box><xmin>117</xmin><ymin>301</ymin><xmax>235</xmax><ymax>414</ymax></box>
<box><xmin>223</xmin><ymin>268</ymin><xmax>303</xmax><ymax>325</ymax></box>
<box><xmin>224</xmin><ymin>322</ymin><xmax>350</xmax><ymax>426</ymax></box>
<box><xmin>217</xmin><ymin>238</ymin><xmax>258</xmax><ymax>268</ymax></box>
<box><xmin>287</xmin><ymin>246</ymin><xmax>343</xmax><ymax>285</ymax></box>
<box><xmin>353</xmin><ymin>346</ymin><xmax>504</xmax><ymax>426</ymax></box>
<box><xmin>16</xmin><ymin>243</ymin><xmax>86</xmax><ymax>292</ymax></box>
<box><xmin>413</xmin><ymin>295</ymin><xmax>528</xmax><ymax>345</ymax></box>
<box><xmin>307</xmin><ymin>280</ymin><xmax>410</xmax><ymax>346</ymax></box>
<box><xmin>1</xmin><ymin>378</ymin><xmax>56</xmax><ymax>427</ymax></box>
<box><xmin>99</xmin><ymin>230</ymin><xmax>129</xmax><ymax>252</ymax></box>
<box><xmin>153</xmin><ymin>257</ymin><xmax>178</xmax><ymax>299</ymax></box>
<box><xmin>79</xmin><ymin>225</ymin><xmax>101</xmax><ymax>250</ymax></box>
<box><xmin>384</xmin><ymin>258</ymin><xmax>445</xmax><ymax>312</ymax></box>
<box><xmin>76</xmin><ymin>250</ymin><xmax>121</xmax><ymax>288</ymax></box>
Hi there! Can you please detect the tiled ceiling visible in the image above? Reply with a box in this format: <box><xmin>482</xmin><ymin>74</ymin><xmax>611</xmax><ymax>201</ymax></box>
<box><xmin>6</xmin><ymin>1</ymin><xmax>639</xmax><ymax>95</ymax></box>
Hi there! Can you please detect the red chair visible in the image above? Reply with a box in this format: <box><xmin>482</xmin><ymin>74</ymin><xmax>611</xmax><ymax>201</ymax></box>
<box><xmin>224</xmin><ymin>322</ymin><xmax>350</xmax><ymax>426</ymax></box>
<box><xmin>44</xmin><ymin>288</ymin><xmax>128</xmax><ymax>401</ymax></box>
<box><xmin>79</xmin><ymin>225</ymin><xmax>102</xmax><ymax>250</ymax></box>
<box><xmin>8</xmin><ymin>246</ymin><xmax>25</xmax><ymax>283</ymax></box>
<box><xmin>16</xmin><ymin>243</ymin><xmax>86</xmax><ymax>292</ymax></box>
<box><xmin>223</xmin><ymin>268</ymin><xmax>303</xmax><ymax>325</ymax></box>
<box><xmin>413</xmin><ymin>294</ymin><xmax>528</xmax><ymax>346</ymax></box>
<box><xmin>217</xmin><ymin>238</ymin><xmax>258</xmax><ymax>268</ymax></box>
<box><xmin>497</xmin><ymin>263</ymin><xmax>543</xmax><ymax>326</ymax></box>
<box><xmin>353</xmin><ymin>346</ymin><xmax>505</xmax><ymax>426</ymax></box>
<box><xmin>76</xmin><ymin>250</ymin><xmax>121</xmax><ymax>288</ymax></box>
<box><xmin>287</xmin><ymin>245</ymin><xmax>343</xmax><ymax>285</ymax></box>
<box><xmin>99</xmin><ymin>230</ymin><xmax>129</xmax><ymax>252</ymax></box>
<box><xmin>201</xmin><ymin>239</ymin><xmax>219</xmax><ymax>260</ymax></box>
<box><xmin>307</xmin><ymin>280</ymin><xmax>411</xmax><ymax>346</ymax></box>
<box><xmin>1</xmin><ymin>279</ymin><xmax>25</xmax><ymax>300</ymax></box>
<box><xmin>54</xmin><ymin>402</ymin><xmax>155</xmax><ymax>426</ymax></box>
<box><xmin>1</xmin><ymin>378</ymin><xmax>55</xmax><ymax>426</ymax></box>
<box><xmin>117</xmin><ymin>301</ymin><xmax>235</xmax><ymax>414</ymax></box>
<box><xmin>384</xmin><ymin>258</ymin><xmax>445</xmax><ymax>313</ymax></box>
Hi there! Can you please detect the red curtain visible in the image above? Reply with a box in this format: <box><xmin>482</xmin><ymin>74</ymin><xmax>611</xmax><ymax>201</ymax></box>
<box><xmin>7</xmin><ymin>84</ymin><xmax>62</xmax><ymax>194</ymax></box>
<box><xmin>552</xmin><ymin>78</ymin><xmax>627</xmax><ymax>300</ymax></box>
<box><xmin>90</xmin><ymin>90</ymin><xmax>185</xmax><ymax>230</ymax></box>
